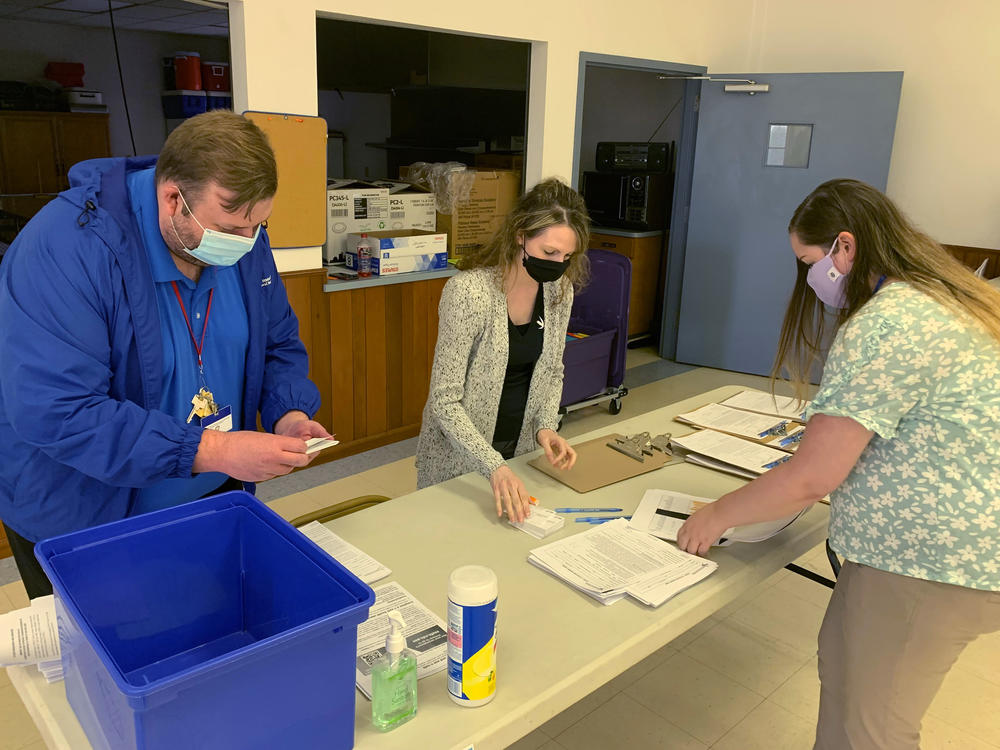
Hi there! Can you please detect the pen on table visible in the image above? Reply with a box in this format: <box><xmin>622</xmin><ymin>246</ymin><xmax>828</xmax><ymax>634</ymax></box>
<box><xmin>574</xmin><ymin>515</ymin><xmax>632</xmax><ymax>523</ymax></box>
<box><xmin>554</xmin><ymin>507</ymin><xmax>623</xmax><ymax>513</ymax></box>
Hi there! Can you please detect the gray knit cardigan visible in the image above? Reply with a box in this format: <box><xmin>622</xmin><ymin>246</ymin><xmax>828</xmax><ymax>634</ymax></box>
<box><xmin>415</xmin><ymin>267</ymin><xmax>573</xmax><ymax>489</ymax></box>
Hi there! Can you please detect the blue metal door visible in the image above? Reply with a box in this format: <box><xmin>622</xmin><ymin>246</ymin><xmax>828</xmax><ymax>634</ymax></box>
<box><xmin>674</xmin><ymin>72</ymin><xmax>902</xmax><ymax>375</ymax></box>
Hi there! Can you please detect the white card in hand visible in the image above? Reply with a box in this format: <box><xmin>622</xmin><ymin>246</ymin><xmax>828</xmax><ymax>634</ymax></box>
<box><xmin>305</xmin><ymin>437</ymin><xmax>340</xmax><ymax>454</ymax></box>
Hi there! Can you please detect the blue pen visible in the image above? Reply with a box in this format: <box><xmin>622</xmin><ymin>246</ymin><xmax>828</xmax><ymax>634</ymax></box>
<box><xmin>763</xmin><ymin>455</ymin><xmax>793</xmax><ymax>469</ymax></box>
<box><xmin>554</xmin><ymin>507</ymin><xmax>623</xmax><ymax>513</ymax></box>
<box><xmin>575</xmin><ymin>516</ymin><xmax>632</xmax><ymax>524</ymax></box>
<box><xmin>779</xmin><ymin>432</ymin><xmax>803</xmax><ymax>446</ymax></box>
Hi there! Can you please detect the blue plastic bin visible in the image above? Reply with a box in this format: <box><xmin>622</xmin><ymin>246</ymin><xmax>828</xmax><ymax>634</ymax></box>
<box><xmin>160</xmin><ymin>89</ymin><xmax>207</xmax><ymax>118</ymax></box>
<box><xmin>206</xmin><ymin>91</ymin><xmax>232</xmax><ymax>111</ymax></box>
<box><xmin>35</xmin><ymin>491</ymin><xmax>375</xmax><ymax>750</ymax></box>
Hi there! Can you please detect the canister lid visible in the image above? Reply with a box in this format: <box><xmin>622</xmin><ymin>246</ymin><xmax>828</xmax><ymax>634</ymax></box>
<box><xmin>449</xmin><ymin>565</ymin><xmax>497</xmax><ymax>606</ymax></box>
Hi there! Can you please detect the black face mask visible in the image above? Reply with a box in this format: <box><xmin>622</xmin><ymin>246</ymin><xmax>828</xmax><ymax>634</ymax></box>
<box><xmin>521</xmin><ymin>247</ymin><xmax>569</xmax><ymax>283</ymax></box>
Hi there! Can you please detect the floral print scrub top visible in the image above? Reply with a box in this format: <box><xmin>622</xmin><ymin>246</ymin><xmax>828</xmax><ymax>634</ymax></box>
<box><xmin>806</xmin><ymin>282</ymin><xmax>1000</xmax><ymax>591</ymax></box>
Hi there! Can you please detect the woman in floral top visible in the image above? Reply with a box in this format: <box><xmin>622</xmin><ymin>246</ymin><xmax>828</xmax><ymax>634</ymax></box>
<box><xmin>678</xmin><ymin>179</ymin><xmax>1000</xmax><ymax>749</ymax></box>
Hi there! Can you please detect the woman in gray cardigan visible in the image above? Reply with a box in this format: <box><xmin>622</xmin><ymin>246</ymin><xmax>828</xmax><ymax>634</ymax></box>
<box><xmin>416</xmin><ymin>178</ymin><xmax>591</xmax><ymax>522</ymax></box>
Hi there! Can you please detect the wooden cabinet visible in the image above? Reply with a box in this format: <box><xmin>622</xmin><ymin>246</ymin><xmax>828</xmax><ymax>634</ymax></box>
<box><xmin>589</xmin><ymin>230</ymin><xmax>665</xmax><ymax>337</ymax></box>
<box><xmin>281</xmin><ymin>270</ymin><xmax>448</xmax><ymax>461</ymax></box>
<box><xmin>0</xmin><ymin>111</ymin><xmax>110</xmax><ymax>222</ymax></box>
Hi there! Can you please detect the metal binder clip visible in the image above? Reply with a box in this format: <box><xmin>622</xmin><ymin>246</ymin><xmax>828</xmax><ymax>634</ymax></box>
<box><xmin>607</xmin><ymin>435</ymin><xmax>645</xmax><ymax>462</ymax></box>
<box><xmin>650</xmin><ymin>433</ymin><xmax>673</xmax><ymax>455</ymax></box>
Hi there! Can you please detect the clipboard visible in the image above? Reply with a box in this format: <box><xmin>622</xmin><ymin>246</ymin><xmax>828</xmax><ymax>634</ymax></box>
<box><xmin>673</xmin><ymin>401</ymin><xmax>805</xmax><ymax>452</ymax></box>
<box><xmin>527</xmin><ymin>433</ymin><xmax>683</xmax><ymax>493</ymax></box>
<box><xmin>243</xmin><ymin>111</ymin><xmax>327</xmax><ymax>248</ymax></box>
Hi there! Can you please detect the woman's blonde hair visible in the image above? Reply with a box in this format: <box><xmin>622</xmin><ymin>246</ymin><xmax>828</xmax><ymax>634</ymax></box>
<box><xmin>773</xmin><ymin>178</ymin><xmax>1000</xmax><ymax>400</ymax></box>
<box><xmin>458</xmin><ymin>177</ymin><xmax>590</xmax><ymax>299</ymax></box>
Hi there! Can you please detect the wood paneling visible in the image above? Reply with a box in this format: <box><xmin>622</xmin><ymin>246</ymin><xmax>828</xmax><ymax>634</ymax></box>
<box><xmin>0</xmin><ymin>524</ymin><xmax>11</xmax><ymax>560</ymax></box>
<box><xmin>281</xmin><ymin>273</ymin><xmax>447</xmax><ymax>462</ymax></box>
<box><xmin>943</xmin><ymin>244</ymin><xmax>1000</xmax><ymax>279</ymax></box>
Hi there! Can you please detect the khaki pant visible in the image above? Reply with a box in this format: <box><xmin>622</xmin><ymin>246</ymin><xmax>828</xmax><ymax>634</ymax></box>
<box><xmin>814</xmin><ymin>561</ymin><xmax>1000</xmax><ymax>750</ymax></box>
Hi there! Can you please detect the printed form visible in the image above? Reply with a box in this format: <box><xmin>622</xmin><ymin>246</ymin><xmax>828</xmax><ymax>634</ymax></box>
<box><xmin>528</xmin><ymin>519</ymin><xmax>716</xmax><ymax>607</ymax></box>
<box><xmin>355</xmin><ymin>582</ymin><xmax>448</xmax><ymax>699</ymax></box>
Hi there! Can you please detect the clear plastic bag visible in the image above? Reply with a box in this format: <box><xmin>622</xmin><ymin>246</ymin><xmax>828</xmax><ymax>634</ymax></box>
<box><xmin>404</xmin><ymin>162</ymin><xmax>476</xmax><ymax>215</ymax></box>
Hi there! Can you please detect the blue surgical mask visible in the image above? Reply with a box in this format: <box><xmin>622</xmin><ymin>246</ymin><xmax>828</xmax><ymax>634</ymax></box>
<box><xmin>170</xmin><ymin>190</ymin><xmax>260</xmax><ymax>266</ymax></box>
<box><xmin>806</xmin><ymin>237</ymin><xmax>848</xmax><ymax>308</ymax></box>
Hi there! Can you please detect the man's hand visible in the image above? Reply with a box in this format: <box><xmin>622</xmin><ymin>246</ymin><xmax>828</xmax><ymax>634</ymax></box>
<box><xmin>490</xmin><ymin>465</ymin><xmax>532</xmax><ymax>523</ymax></box>
<box><xmin>193</xmin><ymin>429</ymin><xmax>313</xmax><ymax>482</ymax></box>
<box><xmin>273</xmin><ymin>410</ymin><xmax>332</xmax><ymax>441</ymax></box>
<box><xmin>536</xmin><ymin>429</ymin><xmax>576</xmax><ymax>471</ymax></box>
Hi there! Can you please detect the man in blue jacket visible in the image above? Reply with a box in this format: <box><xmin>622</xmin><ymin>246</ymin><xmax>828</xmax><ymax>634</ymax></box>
<box><xmin>0</xmin><ymin>111</ymin><xmax>330</xmax><ymax>598</ymax></box>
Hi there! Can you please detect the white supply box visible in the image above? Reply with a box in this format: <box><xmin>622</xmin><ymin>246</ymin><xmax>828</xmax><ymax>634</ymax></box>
<box><xmin>324</xmin><ymin>180</ymin><xmax>391</xmax><ymax>263</ymax></box>
<box><xmin>344</xmin><ymin>230</ymin><xmax>448</xmax><ymax>276</ymax></box>
<box><xmin>369</xmin><ymin>180</ymin><xmax>437</xmax><ymax>232</ymax></box>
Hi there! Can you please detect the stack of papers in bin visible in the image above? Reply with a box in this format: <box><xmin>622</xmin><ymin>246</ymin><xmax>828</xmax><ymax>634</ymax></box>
<box><xmin>0</xmin><ymin>594</ymin><xmax>63</xmax><ymax>682</ymax></box>
<box><xmin>527</xmin><ymin>519</ymin><xmax>717</xmax><ymax>607</ymax></box>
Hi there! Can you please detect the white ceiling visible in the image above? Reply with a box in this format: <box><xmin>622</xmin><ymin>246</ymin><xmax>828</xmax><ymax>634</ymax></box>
<box><xmin>0</xmin><ymin>0</ymin><xmax>229</xmax><ymax>37</ymax></box>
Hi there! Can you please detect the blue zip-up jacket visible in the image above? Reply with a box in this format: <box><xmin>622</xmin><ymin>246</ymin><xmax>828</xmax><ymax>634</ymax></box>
<box><xmin>0</xmin><ymin>156</ymin><xmax>321</xmax><ymax>541</ymax></box>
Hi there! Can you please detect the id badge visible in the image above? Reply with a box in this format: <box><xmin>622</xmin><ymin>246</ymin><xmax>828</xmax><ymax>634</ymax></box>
<box><xmin>201</xmin><ymin>404</ymin><xmax>233</xmax><ymax>432</ymax></box>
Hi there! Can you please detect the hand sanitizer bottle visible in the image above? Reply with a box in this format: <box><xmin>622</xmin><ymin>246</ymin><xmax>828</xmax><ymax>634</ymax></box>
<box><xmin>371</xmin><ymin>610</ymin><xmax>418</xmax><ymax>731</ymax></box>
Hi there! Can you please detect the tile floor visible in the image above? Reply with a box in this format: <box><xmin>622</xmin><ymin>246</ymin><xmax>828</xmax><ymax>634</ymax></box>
<box><xmin>2</xmin><ymin>355</ymin><xmax>999</xmax><ymax>749</ymax></box>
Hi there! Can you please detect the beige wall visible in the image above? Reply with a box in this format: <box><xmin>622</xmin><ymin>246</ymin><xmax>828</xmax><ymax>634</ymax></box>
<box><xmin>229</xmin><ymin>0</ymin><xmax>998</xmax><ymax>271</ymax></box>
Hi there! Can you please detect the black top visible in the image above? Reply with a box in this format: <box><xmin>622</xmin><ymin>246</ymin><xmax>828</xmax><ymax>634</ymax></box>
<box><xmin>492</xmin><ymin>286</ymin><xmax>545</xmax><ymax>454</ymax></box>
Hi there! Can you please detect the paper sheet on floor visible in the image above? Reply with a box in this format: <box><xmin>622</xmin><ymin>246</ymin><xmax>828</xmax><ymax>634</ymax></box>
<box><xmin>299</xmin><ymin>521</ymin><xmax>391</xmax><ymax>584</ymax></box>
<box><xmin>355</xmin><ymin>582</ymin><xmax>448</xmax><ymax>699</ymax></box>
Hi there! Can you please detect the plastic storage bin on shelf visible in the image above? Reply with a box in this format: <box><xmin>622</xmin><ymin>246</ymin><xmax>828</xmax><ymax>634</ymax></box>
<box><xmin>34</xmin><ymin>491</ymin><xmax>375</xmax><ymax>750</ymax></box>
<box><xmin>206</xmin><ymin>91</ymin><xmax>232</xmax><ymax>111</ymax></box>
<box><xmin>161</xmin><ymin>90</ymin><xmax>207</xmax><ymax>119</ymax></box>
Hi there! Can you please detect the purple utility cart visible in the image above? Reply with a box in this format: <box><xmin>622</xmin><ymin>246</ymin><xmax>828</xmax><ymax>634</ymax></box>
<box><xmin>559</xmin><ymin>248</ymin><xmax>631</xmax><ymax>419</ymax></box>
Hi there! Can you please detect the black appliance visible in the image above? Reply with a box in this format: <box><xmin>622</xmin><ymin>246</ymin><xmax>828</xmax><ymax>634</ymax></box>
<box><xmin>582</xmin><ymin>171</ymin><xmax>671</xmax><ymax>230</ymax></box>
<box><xmin>595</xmin><ymin>141</ymin><xmax>672</xmax><ymax>173</ymax></box>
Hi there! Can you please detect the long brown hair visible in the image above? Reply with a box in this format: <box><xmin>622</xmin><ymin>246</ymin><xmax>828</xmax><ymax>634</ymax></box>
<box><xmin>773</xmin><ymin>178</ymin><xmax>1000</xmax><ymax>400</ymax></box>
<box><xmin>458</xmin><ymin>177</ymin><xmax>590</xmax><ymax>299</ymax></box>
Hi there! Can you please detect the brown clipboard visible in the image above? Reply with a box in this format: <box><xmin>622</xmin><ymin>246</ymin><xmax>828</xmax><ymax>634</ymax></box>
<box><xmin>527</xmin><ymin>433</ymin><xmax>682</xmax><ymax>493</ymax></box>
<box><xmin>243</xmin><ymin>111</ymin><xmax>327</xmax><ymax>248</ymax></box>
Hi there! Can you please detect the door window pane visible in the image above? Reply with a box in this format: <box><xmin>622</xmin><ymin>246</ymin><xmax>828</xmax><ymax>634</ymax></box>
<box><xmin>765</xmin><ymin>124</ymin><xmax>812</xmax><ymax>168</ymax></box>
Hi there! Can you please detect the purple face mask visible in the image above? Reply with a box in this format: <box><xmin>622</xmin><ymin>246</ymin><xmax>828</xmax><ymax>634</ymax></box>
<box><xmin>807</xmin><ymin>237</ymin><xmax>848</xmax><ymax>308</ymax></box>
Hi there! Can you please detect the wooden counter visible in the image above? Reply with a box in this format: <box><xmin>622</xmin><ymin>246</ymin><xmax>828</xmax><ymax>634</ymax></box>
<box><xmin>282</xmin><ymin>268</ymin><xmax>456</xmax><ymax>462</ymax></box>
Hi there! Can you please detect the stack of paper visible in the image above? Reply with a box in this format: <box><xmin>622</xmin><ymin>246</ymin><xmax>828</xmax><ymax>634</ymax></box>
<box><xmin>630</xmin><ymin>489</ymin><xmax>809</xmax><ymax>547</ymax></box>
<box><xmin>671</xmin><ymin>429</ymin><xmax>792</xmax><ymax>479</ymax></box>
<box><xmin>718</xmin><ymin>388</ymin><xmax>809</xmax><ymax>422</ymax></box>
<box><xmin>527</xmin><ymin>519</ymin><xmax>717</xmax><ymax>607</ymax></box>
<box><xmin>299</xmin><ymin>521</ymin><xmax>391</xmax><ymax>584</ymax></box>
<box><xmin>1</xmin><ymin>594</ymin><xmax>62</xmax><ymax>681</ymax></box>
<box><xmin>674</xmin><ymin>402</ymin><xmax>805</xmax><ymax>452</ymax></box>
<box><xmin>509</xmin><ymin>506</ymin><xmax>564</xmax><ymax>538</ymax></box>
<box><xmin>355</xmin><ymin>582</ymin><xmax>448</xmax><ymax>699</ymax></box>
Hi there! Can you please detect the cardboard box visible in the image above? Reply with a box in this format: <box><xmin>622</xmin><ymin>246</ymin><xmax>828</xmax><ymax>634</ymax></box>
<box><xmin>399</xmin><ymin>167</ymin><xmax>521</xmax><ymax>258</ymax></box>
<box><xmin>368</xmin><ymin>180</ymin><xmax>437</xmax><ymax>232</ymax></box>
<box><xmin>344</xmin><ymin>230</ymin><xmax>448</xmax><ymax>276</ymax></box>
<box><xmin>474</xmin><ymin>153</ymin><xmax>524</xmax><ymax>171</ymax></box>
<box><xmin>324</xmin><ymin>180</ymin><xmax>391</xmax><ymax>263</ymax></box>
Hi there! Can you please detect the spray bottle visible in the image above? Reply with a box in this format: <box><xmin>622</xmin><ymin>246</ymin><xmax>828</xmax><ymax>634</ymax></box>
<box><xmin>371</xmin><ymin>609</ymin><xmax>418</xmax><ymax>731</ymax></box>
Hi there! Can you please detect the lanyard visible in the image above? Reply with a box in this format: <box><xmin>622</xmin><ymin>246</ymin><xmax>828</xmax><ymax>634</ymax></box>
<box><xmin>170</xmin><ymin>281</ymin><xmax>214</xmax><ymax>375</ymax></box>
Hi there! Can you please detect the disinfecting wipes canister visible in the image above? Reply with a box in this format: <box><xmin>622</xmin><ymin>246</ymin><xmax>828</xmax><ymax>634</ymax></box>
<box><xmin>447</xmin><ymin>565</ymin><xmax>498</xmax><ymax>706</ymax></box>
